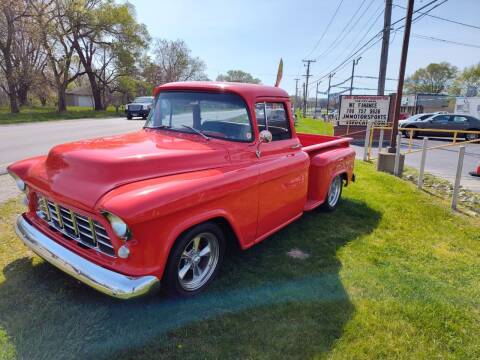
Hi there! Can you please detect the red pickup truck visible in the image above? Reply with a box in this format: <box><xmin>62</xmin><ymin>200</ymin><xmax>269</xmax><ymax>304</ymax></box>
<box><xmin>9</xmin><ymin>82</ymin><xmax>355</xmax><ymax>299</ymax></box>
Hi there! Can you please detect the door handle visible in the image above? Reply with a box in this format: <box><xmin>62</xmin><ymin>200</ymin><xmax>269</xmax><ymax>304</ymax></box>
<box><xmin>290</xmin><ymin>144</ymin><xmax>301</xmax><ymax>149</ymax></box>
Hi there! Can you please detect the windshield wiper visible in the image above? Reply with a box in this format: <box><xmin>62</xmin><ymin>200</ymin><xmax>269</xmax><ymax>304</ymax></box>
<box><xmin>143</xmin><ymin>124</ymin><xmax>171</xmax><ymax>129</ymax></box>
<box><xmin>181</xmin><ymin>125</ymin><xmax>210</xmax><ymax>140</ymax></box>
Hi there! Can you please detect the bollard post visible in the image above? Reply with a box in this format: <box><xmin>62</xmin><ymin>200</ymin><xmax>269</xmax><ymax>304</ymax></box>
<box><xmin>363</xmin><ymin>121</ymin><xmax>372</xmax><ymax>161</ymax></box>
<box><xmin>378</xmin><ymin>129</ymin><xmax>384</xmax><ymax>154</ymax></box>
<box><xmin>451</xmin><ymin>146</ymin><xmax>465</xmax><ymax>210</ymax></box>
<box><xmin>418</xmin><ymin>137</ymin><xmax>428</xmax><ymax>189</ymax></box>
<box><xmin>393</xmin><ymin>133</ymin><xmax>402</xmax><ymax>176</ymax></box>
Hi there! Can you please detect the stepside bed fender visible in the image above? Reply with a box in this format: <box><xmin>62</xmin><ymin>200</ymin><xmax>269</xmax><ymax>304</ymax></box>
<box><xmin>307</xmin><ymin>147</ymin><xmax>355</xmax><ymax>204</ymax></box>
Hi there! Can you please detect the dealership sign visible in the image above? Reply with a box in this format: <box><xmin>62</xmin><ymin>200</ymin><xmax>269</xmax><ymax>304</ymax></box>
<box><xmin>338</xmin><ymin>95</ymin><xmax>390</xmax><ymax>125</ymax></box>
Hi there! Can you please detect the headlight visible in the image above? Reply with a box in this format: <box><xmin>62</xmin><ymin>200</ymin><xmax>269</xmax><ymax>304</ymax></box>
<box><xmin>9</xmin><ymin>172</ymin><xmax>26</xmax><ymax>192</ymax></box>
<box><xmin>103</xmin><ymin>212</ymin><xmax>131</xmax><ymax>240</ymax></box>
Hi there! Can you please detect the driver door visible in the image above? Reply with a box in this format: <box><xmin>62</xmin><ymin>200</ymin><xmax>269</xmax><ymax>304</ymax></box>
<box><xmin>254</xmin><ymin>100</ymin><xmax>308</xmax><ymax>240</ymax></box>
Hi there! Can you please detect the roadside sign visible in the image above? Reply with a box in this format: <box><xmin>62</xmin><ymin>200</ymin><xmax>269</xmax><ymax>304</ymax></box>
<box><xmin>338</xmin><ymin>95</ymin><xmax>390</xmax><ymax>126</ymax></box>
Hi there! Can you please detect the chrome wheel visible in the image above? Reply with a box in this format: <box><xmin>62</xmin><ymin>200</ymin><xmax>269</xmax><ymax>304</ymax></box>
<box><xmin>177</xmin><ymin>232</ymin><xmax>220</xmax><ymax>292</ymax></box>
<box><xmin>327</xmin><ymin>176</ymin><xmax>342</xmax><ymax>207</ymax></box>
<box><xmin>466</xmin><ymin>133</ymin><xmax>479</xmax><ymax>141</ymax></box>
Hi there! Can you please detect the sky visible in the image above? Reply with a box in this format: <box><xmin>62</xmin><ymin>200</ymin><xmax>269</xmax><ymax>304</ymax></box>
<box><xmin>128</xmin><ymin>0</ymin><xmax>480</xmax><ymax>97</ymax></box>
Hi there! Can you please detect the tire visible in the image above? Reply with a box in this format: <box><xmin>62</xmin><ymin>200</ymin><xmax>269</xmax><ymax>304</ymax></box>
<box><xmin>321</xmin><ymin>175</ymin><xmax>343</xmax><ymax>212</ymax></box>
<box><xmin>142</xmin><ymin>116</ymin><xmax>147</xmax><ymax>120</ymax></box>
<box><xmin>465</xmin><ymin>131</ymin><xmax>479</xmax><ymax>141</ymax></box>
<box><xmin>127</xmin><ymin>113</ymin><xmax>133</xmax><ymax>120</ymax></box>
<box><xmin>163</xmin><ymin>222</ymin><xmax>225</xmax><ymax>297</ymax></box>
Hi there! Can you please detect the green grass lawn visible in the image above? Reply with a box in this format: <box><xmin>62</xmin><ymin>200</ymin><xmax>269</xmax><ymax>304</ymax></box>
<box><xmin>0</xmin><ymin>106</ymin><xmax>121</xmax><ymax>125</ymax></box>
<box><xmin>295</xmin><ymin>116</ymin><xmax>334</xmax><ymax>135</ymax></box>
<box><xmin>0</xmin><ymin>161</ymin><xmax>479</xmax><ymax>359</ymax></box>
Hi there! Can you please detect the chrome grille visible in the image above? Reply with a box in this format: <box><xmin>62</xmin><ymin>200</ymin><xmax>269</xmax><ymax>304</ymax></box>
<box><xmin>36</xmin><ymin>195</ymin><xmax>115</xmax><ymax>257</ymax></box>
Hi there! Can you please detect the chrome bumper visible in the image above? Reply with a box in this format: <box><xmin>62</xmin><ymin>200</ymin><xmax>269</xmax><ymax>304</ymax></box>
<box><xmin>15</xmin><ymin>215</ymin><xmax>160</xmax><ymax>299</ymax></box>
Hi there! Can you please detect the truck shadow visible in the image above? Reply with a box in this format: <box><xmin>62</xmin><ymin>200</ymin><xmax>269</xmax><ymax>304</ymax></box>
<box><xmin>0</xmin><ymin>199</ymin><xmax>381</xmax><ymax>359</ymax></box>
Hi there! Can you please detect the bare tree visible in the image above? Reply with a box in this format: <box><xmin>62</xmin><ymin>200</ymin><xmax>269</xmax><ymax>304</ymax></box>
<box><xmin>0</xmin><ymin>0</ymin><xmax>28</xmax><ymax>113</ymax></box>
<box><xmin>152</xmin><ymin>38</ymin><xmax>208</xmax><ymax>84</ymax></box>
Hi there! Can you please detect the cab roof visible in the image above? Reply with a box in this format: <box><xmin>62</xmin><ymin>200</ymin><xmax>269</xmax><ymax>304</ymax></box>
<box><xmin>153</xmin><ymin>81</ymin><xmax>290</xmax><ymax>101</ymax></box>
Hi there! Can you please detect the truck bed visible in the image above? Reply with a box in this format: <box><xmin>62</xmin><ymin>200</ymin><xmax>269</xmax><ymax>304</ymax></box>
<box><xmin>297</xmin><ymin>133</ymin><xmax>352</xmax><ymax>154</ymax></box>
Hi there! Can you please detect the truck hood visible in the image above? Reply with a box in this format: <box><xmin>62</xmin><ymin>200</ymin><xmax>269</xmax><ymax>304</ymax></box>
<box><xmin>25</xmin><ymin>130</ymin><xmax>230</xmax><ymax>209</ymax></box>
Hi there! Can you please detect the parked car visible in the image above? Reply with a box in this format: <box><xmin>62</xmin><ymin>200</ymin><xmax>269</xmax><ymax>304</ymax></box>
<box><xmin>399</xmin><ymin>113</ymin><xmax>480</xmax><ymax>140</ymax></box>
<box><xmin>9</xmin><ymin>82</ymin><xmax>355</xmax><ymax>299</ymax></box>
<box><xmin>125</xmin><ymin>96</ymin><xmax>154</xmax><ymax>119</ymax></box>
<box><xmin>398</xmin><ymin>112</ymin><xmax>448</xmax><ymax>126</ymax></box>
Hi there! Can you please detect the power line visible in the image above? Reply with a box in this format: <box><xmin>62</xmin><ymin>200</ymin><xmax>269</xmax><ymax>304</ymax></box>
<box><xmin>304</xmin><ymin>0</ymin><xmax>345</xmax><ymax>58</ymax></box>
<box><xmin>309</xmin><ymin>0</ymin><xmax>446</xmax><ymax>90</ymax></box>
<box><xmin>393</xmin><ymin>3</ymin><xmax>480</xmax><ymax>30</ymax></box>
<box><xmin>356</xmin><ymin>75</ymin><xmax>398</xmax><ymax>81</ymax></box>
<box><xmin>412</xmin><ymin>33</ymin><xmax>480</xmax><ymax>49</ymax></box>
<box><xmin>313</xmin><ymin>0</ymin><xmax>373</xmax><ymax>60</ymax></box>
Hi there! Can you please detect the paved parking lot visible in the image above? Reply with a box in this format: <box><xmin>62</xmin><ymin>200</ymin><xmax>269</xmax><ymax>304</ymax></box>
<box><xmin>354</xmin><ymin>137</ymin><xmax>480</xmax><ymax>193</ymax></box>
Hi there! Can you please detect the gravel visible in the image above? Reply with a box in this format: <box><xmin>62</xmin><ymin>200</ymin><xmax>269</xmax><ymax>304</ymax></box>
<box><xmin>0</xmin><ymin>174</ymin><xmax>21</xmax><ymax>204</ymax></box>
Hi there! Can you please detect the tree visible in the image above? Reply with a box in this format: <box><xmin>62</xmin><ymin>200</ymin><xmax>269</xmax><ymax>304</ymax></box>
<box><xmin>29</xmin><ymin>0</ymin><xmax>85</xmax><ymax>112</ymax></box>
<box><xmin>0</xmin><ymin>0</ymin><xmax>27</xmax><ymax>113</ymax></box>
<box><xmin>452</xmin><ymin>63</ymin><xmax>480</xmax><ymax>96</ymax></box>
<box><xmin>151</xmin><ymin>38</ymin><xmax>208</xmax><ymax>84</ymax></box>
<box><xmin>405</xmin><ymin>62</ymin><xmax>457</xmax><ymax>94</ymax></box>
<box><xmin>216</xmin><ymin>70</ymin><xmax>261</xmax><ymax>84</ymax></box>
<box><xmin>66</xmin><ymin>0</ymin><xmax>150</xmax><ymax>110</ymax></box>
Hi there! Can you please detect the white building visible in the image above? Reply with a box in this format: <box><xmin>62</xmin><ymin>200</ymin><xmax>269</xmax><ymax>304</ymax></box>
<box><xmin>66</xmin><ymin>87</ymin><xmax>94</xmax><ymax>107</ymax></box>
<box><xmin>455</xmin><ymin>97</ymin><xmax>480</xmax><ymax>119</ymax></box>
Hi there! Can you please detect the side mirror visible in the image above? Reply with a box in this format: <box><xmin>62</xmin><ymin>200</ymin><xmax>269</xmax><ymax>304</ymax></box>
<box><xmin>259</xmin><ymin>130</ymin><xmax>272</xmax><ymax>143</ymax></box>
<box><xmin>256</xmin><ymin>130</ymin><xmax>272</xmax><ymax>158</ymax></box>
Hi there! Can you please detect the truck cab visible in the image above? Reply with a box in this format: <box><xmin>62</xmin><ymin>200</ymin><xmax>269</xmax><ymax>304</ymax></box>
<box><xmin>9</xmin><ymin>82</ymin><xmax>355</xmax><ymax>299</ymax></box>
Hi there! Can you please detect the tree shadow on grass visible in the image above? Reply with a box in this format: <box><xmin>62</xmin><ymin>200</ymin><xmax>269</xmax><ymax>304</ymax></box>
<box><xmin>0</xmin><ymin>199</ymin><xmax>381</xmax><ymax>359</ymax></box>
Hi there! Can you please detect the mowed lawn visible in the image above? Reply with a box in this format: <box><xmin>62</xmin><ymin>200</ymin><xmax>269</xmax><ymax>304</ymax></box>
<box><xmin>295</xmin><ymin>116</ymin><xmax>334</xmax><ymax>135</ymax></box>
<box><xmin>0</xmin><ymin>106</ymin><xmax>120</xmax><ymax>124</ymax></box>
<box><xmin>0</xmin><ymin>159</ymin><xmax>479</xmax><ymax>359</ymax></box>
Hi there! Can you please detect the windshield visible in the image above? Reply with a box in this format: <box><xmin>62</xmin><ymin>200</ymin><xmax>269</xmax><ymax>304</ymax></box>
<box><xmin>134</xmin><ymin>97</ymin><xmax>153</xmax><ymax>103</ymax></box>
<box><xmin>145</xmin><ymin>91</ymin><xmax>253</xmax><ymax>142</ymax></box>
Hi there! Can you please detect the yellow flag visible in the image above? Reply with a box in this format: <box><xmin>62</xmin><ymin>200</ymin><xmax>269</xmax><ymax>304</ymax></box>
<box><xmin>275</xmin><ymin>58</ymin><xmax>283</xmax><ymax>87</ymax></box>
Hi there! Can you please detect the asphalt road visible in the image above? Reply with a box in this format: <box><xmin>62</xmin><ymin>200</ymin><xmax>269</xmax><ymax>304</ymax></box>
<box><xmin>354</xmin><ymin>138</ymin><xmax>480</xmax><ymax>193</ymax></box>
<box><xmin>1</xmin><ymin>117</ymin><xmax>479</xmax><ymax>202</ymax></box>
<box><xmin>0</xmin><ymin>117</ymin><xmax>143</xmax><ymax>174</ymax></box>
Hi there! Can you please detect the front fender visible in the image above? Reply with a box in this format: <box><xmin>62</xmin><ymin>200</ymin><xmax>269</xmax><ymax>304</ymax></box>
<box><xmin>96</xmin><ymin>165</ymin><xmax>259</xmax><ymax>278</ymax></box>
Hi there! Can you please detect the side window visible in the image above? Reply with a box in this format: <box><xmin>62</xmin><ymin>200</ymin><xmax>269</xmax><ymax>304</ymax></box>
<box><xmin>255</xmin><ymin>102</ymin><xmax>292</xmax><ymax>141</ymax></box>
<box><xmin>432</xmin><ymin>115</ymin><xmax>449</xmax><ymax>123</ymax></box>
<box><xmin>453</xmin><ymin>116</ymin><xmax>468</xmax><ymax>123</ymax></box>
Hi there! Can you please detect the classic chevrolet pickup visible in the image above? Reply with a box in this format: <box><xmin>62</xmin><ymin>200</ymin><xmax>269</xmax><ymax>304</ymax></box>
<box><xmin>9</xmin><ymin>82</ymin><xmax>355</xmax><ymax>299</ymax></box>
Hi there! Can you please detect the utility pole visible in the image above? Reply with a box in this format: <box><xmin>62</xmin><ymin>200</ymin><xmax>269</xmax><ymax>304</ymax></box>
<box><xmin>302</xmin><ymin>59</ymin><xmax>316</xmax><ymax>117</ymax></box>
<box><xmin>389</xmin><ymin>0</ymin><xmax>414</xmax><ymax>152</ymax></box>
<box><xmin>314</xmin><ymin>82</ymin><xmax>320</xmax><ymax>118</ymax></box>
<box><xmin>349</xmin><ymin>57</ymin><xmax>361</xmax><ymax>95</ymax></box>
<box><xmin>378</xmin><ymin>0</ymin><xmax>393</xmax><ymax>95</ymax></box>
<box><xmin>294</xmin><ymin>78</ymin><xmax>300</xmax><ymax>112</ymax></box>
<box><xmin>326</xmin><ymin>73</ymin><xmax>335</xmax><ymax>116</ymax></box>
<box><xmin>302</xmin><ymin>82</ymin><xmax>306</xmax><ymax>115</ymax></box>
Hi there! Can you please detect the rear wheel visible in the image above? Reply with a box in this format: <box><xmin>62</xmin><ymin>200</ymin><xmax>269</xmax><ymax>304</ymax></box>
<box><xmin>163</xmin><ymin>222</ymin><xmax>225</xmax><ymax>297</ymax></box>
<box><xmin>465</xmin><ymin>131</ymin><xmax>479</xmax><ymax>141</ymax></box>
<box><xmin>321</xmin><ymin>175</ymin><xmax>343</xmax><ymax>212</ymax></box>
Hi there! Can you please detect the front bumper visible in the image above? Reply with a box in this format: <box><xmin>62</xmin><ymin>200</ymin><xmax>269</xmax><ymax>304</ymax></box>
<box><xmin>15</xmin><ymin>215</ymin><xmax>160</xmax><ymax>299</ymax></box>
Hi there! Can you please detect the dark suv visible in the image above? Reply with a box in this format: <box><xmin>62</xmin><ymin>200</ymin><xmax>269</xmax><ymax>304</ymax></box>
<box><xmin>125</xmin><ymin>96</ymin><xmax>154</xmax><ymax>120</ymax></box>
<box><xmin>400</xmin><ymin>113</ymin><xmax>480</xmax><ymax>140</ymax></box>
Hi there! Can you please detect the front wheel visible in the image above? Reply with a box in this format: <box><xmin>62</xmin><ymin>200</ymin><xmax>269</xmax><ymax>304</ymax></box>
<box><xmin>321</xmin><ymin>175</ymin><xmax>343</xmax><ymax>212</ymax></box>
<box><xmin>126</xmin><ymin>113</ymin><xmax>133</xmax><ymax>120</ymax></box>
<box><xmin>163</xmin><ymin>222</ymin><xmax>225</xmax><ymax>297</ymax></box>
